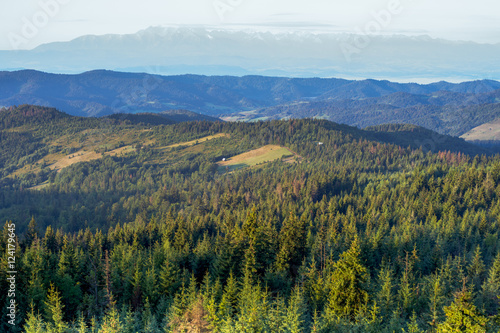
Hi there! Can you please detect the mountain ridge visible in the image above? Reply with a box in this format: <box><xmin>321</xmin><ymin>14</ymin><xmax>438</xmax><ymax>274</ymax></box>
<box><xmin>1</xmin><ymin>70</ymin><xmax>500</xmax><ymax>137</ymax></box>
<box><xmin>2</xmin><ymin>26</ymin><xmax>500</xmax><ymax>80</ymax></box>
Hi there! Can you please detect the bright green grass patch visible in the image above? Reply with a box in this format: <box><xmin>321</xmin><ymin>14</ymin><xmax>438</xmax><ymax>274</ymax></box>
<box><xmin>217</xmin><ymin>145</ymin><xmax>294</xmax><ymax>172</ymax></box>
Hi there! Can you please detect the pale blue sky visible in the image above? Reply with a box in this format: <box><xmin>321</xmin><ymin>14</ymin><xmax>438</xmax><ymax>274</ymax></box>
<box><xmin>1</xmin><ymin>0</ymin><xmax>499</xmax><ymax>50</ymax></box>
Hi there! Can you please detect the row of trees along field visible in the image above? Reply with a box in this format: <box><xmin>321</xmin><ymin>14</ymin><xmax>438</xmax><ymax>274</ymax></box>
<box><xmin>0</xmin><ymin>112</ymin><xmax>499</xmax><ymax>332</ymax></box>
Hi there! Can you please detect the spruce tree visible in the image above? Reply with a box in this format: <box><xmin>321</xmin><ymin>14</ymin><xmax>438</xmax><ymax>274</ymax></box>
<box><xmin>326</xmin><ymin>237</ymin><xmax>369</xmax><ymax>321</ymax></box>
<box><xmin>437</xmin><ymin>288</ymin><xmax>488</xmax><ymax>333</ymax></box>
<box><xmin>44</xmin><ymin>283</ymin><xmax>67</xmax><ymax>333</ymax></box>
<box><xmin>481</xmin><ymin>252</ymin><xmax>500</xmax><ymax>315</ymax></box>
<box><xmin>24</xmin><ymin>304</ymin><xmax>45</xmax><ymax>333</ymax></box>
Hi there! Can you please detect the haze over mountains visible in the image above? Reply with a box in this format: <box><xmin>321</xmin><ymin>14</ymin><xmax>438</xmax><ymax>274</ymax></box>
<box><xmin>1</xmin><ymin>27</ymin><xmax>500</xmax><ymax>81</ymax></box>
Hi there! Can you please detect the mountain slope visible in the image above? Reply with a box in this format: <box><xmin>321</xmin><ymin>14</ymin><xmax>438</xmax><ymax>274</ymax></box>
<box><xmin>365</xmin><ymin>123</ymin><xmax>490</xmax><ymax>154</ymax></box>
<box><xmin>228</xmin><ymin>93</ymin><xmax>500</xmax><ymax>137</ymax></box>
<box><xmin>461</xmin><ymin>118</ymin><xmax>500</xmax><ymax>141</ymax></box>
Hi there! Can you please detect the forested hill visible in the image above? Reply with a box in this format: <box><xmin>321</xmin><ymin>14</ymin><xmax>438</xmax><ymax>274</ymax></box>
<box><xmin>0</xmin><ymin>105</ymin><xmax>490</xmax><ymax>192</ymax></box>
<box><xmin>1</xmin><ymin>104</ymin><xmax>500</xmax><ymax>332</ymax></box>
<box><xmin>0</xmin><ymin>104</ymin><xmax>492</xmax><ymax>194</ymax></box>
<box><xmin>0</xmin><ymin>104</ymin><xmax>70</xmax><ymax>129</ymax></box>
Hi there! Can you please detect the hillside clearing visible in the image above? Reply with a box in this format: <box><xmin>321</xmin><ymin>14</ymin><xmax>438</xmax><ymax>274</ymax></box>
<box><xmin>48</xmin><ymin>150</ymin><xmax>103</xmax><ymax>171</ymax></box>
<box><xmin>164</xmin><ymin>133</ymin><xmax>228</xmax><ymax>148</ymax></box>
<box><xmin>10</xmin><ymin>132</ymin><xmax>229</xmax><ymax>184</ymax></box>
<box><xmin>461</xmin><ymin>118</ymin><xmax>500</xmax><ymax>141</ymax></box>
<box><xmin>29</xmin><ymin>181</ymin><xmax>50</xmax><ymax>190</ymax></box>
<box><xmin>49</xmin><ymin>144</ymin><xmax>138</xmax><ymax>172</ymax></box>
<box><xmin>217</xmin><ymin>145</ymin><xmax>296</xmax><ymax>172</ymax></box>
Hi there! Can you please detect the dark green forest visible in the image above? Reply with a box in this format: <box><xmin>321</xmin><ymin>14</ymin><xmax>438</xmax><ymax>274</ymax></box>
<box><xmin>1</xmin><ymin>105</ymin><xmax>500</xmax><ymax>332</ymax></box>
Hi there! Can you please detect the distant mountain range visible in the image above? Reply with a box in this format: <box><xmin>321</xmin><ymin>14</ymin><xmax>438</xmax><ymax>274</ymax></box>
<box><xmin>1</xmin><ymin>69</ymin><xmax>500</xmax><ymax>138</ymax></box>
<box><xmin>1</xmin><ymin>27</ymin><xmax>500</xmax><ymax>81</ymax></box>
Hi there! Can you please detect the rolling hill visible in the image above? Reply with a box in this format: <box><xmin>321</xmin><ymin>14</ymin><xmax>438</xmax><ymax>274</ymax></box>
<box><xmin>0</xmin><ymin>105</ymin><xmax>490</xmax><ymax>192</ymax></box>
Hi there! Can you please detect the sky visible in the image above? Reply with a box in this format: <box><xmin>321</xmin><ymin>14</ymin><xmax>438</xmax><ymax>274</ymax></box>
<box><xmin>1</xmin><ymin>0</ymin><xmax>500</xmax><ymax>50</ymax></box>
